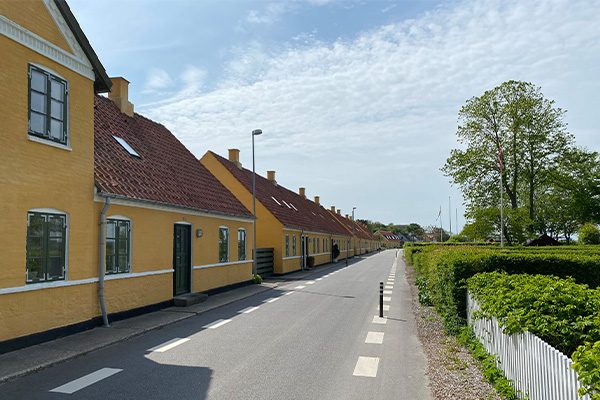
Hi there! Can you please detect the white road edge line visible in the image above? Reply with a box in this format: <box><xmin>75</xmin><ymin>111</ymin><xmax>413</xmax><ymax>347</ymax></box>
<box><xmin>365</xmin><ymin>331</ymin><xmax>385</xmax><ymax>344</ymax></box>
<box><xmin>239</xmin><ymin>306</ymin><xmax>260</xmax><ymax>314</ymax></box>
<box><xmin>203</xmin><ymin>319</ymin><xmax>232</xmax><ymax>329</ymax></box>
<box><xmin>353</xmin><ymin>356</ymin><xmax>379</xmax><ymax>377</ymax></box>
<box><xmin>294</xmin><ymin>285</ymin><xmax>306</xmax><ymax>289</ymax></box>
<box><xmin>383</xmin><ymin>296</ymin><xmax>391</xmax><ymax>302</ymax></box>
<box><xmin>50</xmin><ymin>368</ymin><xmax>123</xmax><ymax>394</ymax></box>
<box><xmin>283</xmin><ymin>291</ymin><xmax>294</xmax><ymax>296</ymax></box>
<box><xmin>147</xmin><ymin>338</ymin><xmax>190</xmax><ymax>353</ymax></box>
<box><xmin>377</xmin><ymin>305</ymin><xmax>390</xmax><ymax>311</ymax></box>
<box><xmin>316</xmin><ymin>278</ymin><xmax>323</xmax><ymax>281</ymax></box>
<box><xmin>306</xmin><ymin>281</ymin><xmax>316</xmax><ymax>285</ymax></box>
<box><xmin>383</xmin><ymin>290</ymin><xmax>393</xmax><ymax>295</ymax></box>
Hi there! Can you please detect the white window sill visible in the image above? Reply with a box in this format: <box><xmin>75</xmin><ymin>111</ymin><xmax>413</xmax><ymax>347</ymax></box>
<box><xmin>29</xmin><ymin>135</ymin><xmax>72</xmax><ymax>151</ymax></box>
<box><xmin>193</xmin><ymin>260</ymin><xmax>253</xmax><ymax>269</ymax></box>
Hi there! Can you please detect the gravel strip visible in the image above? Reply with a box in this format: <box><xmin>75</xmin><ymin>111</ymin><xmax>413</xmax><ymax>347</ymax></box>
<box><xmin>405</xmin><ymin>263</ymin><xmax>502</xmax><ymax>400</ymax></box>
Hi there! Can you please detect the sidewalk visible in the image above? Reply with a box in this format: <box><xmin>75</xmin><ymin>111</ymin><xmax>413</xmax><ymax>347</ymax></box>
<box><xmin>0</xmin><ymin>254</ymin><xmax>373</xmax><ymax>384</ymax></box>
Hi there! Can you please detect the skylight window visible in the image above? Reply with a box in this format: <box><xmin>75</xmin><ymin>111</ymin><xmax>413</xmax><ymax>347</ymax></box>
<box><xmin>271</xmin><ymin>196</ymin><xmax>282</xmax><ymax>206</ymax></box>
<box><xmin>281</xmin><ymin>200</ymin><xmax>292</xmax><ymax>209</ymax></box>
<box><xmin>289</xmin><ymin>203</ymin><xmax>298</xmax><ymax>211</ymax></box>
<box><xmin>113</xmin><ymin>135</ymin><xmax>140</xmax><ymax>158</ymax></box>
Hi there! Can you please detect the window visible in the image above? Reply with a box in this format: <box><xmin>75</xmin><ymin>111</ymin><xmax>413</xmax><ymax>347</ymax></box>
<box><xmin>106</xmin><ymin>219</ymin><xmax>131</xmax><ymax>274</ymax></box>
<box><xmin>292</xmin><ymin>235</ymin><xmax>297</xmax><ymax>256</ymax></box>
<box><xmin>317</xmin><ymin>238</ymin><xmax>320</xmax><ymax>253</ymax></box>
<box><xmin>238</xmin><ymin>229</ymin><xmax>246</xmax><ymax>261</ymax></box>
<box><xmin>113</xmin><ymin>136</ymin><xmax>140</xmax><ymax>158</ymax></box>
<box><xmin>28</xmin><ymin>65</ymin><xmax>68</xmax><ymax>145</ymax></box>
<box><xmin>219</xmin><ymin>227</ymin><xmax>229</xmax><ymax>262</ymax></box>
<box><xmin>313</xmin><ymin>237</ymin><xmax>317</xmax><ymax>253</ymax></box>
<box><xmin>26</xmin><ymin>212</ymin><xmax>66</xmax><ymax>283</ymax></box>
<box><xmin>285</xmin><ymin>235</ymin><xmax>290</xmax><ymax>257</ymax></box>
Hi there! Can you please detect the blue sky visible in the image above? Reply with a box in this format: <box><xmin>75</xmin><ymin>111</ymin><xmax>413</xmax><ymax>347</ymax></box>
<box><xmin>70</xmin><ymin>0</ymin><xmax>600</xmax><ymax>231</ymax></box>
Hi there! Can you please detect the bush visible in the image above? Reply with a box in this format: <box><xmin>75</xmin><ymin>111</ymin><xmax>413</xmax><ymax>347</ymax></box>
<box><xmin>252</xmin><ymin>274</ymin><xmax>263</xmax><ymax>284</ymax></box>
<box><xmin>407</xmin><ymin>244</ymin><xmax>600</xmax><ymax>332</ymax></box>
<box><xmin>468</xmin><ymin>272</ymin><xmax>600</xmax><ymax>399</ymax></box>
<box><xmin>580</xmin><ymin>223</ymin><xmax>600</xmax><ymax>245</ymax></box>
<box><xmin>572</xmin><ymin>341</ymin><xmax>600</xmax><ymax>400</ymax></box>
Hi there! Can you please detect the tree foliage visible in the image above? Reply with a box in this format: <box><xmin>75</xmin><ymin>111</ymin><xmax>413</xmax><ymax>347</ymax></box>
<box><xmin>444</xmin><ymin>81</ymin><xmax>600</xmax><ymax>243</ymax></box>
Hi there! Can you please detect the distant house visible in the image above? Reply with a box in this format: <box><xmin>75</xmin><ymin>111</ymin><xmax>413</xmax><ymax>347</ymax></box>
<box><xmin>374</xmin><ymin>230</ymin><xmax>403</xmax><ymax>248</ymax></box>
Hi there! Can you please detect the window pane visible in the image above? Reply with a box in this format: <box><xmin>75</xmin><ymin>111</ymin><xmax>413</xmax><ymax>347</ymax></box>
<box><xmin>31</xmin><ymin>91</ymin><xmax>47</xmax><ymax>113</ymax></box>
<box><xmin>50</xmin><ymin>120</ymin><xmax>63</xmax><ymax>140</ymax></box>
<box><xmin>106</xmin><ymin>221</ymin><xmax>116</xmax><ymax>239</ymax></box>
<box><xmin>106</xmin><ymin>254</ymin><xmax>115</xmax><ymax>273</ymax></box>
<box><xmin>118</xmin><ymin>238</ymin><xmax>128</xmax><ymax>256</ymax></box>
<box><xmin>106</xmin><ymin>238</ymin><xmax>115</xmax><ymax>256</ymax></box>
<box><xmin>51</xmin><ymin>80</ymin><xmax>64</xmax><ymax>101</ymax></box>
<box><xmin>118</xmin><ymin>222</ymin><xmax>129</xmax><ymax>239</ymax></box>
<box><xmin>47</xmin><ymin>257</ymin><xmax>64</xmax><ymax>280</ymax></box>
<box><xmin>30</xmin><ymin>112</ymin><xmax>46</xmax><ymax>134</ymax></box>
<box><xmin>48</xmin><ymin>237</ymin><xmax>63</xmax><ymax>257</ymax></box>
<box><xmin>28</xmin><ymin>214</ymin><xmax>45</xmax><ymax>237</ymax></box>
<box><xmin>31</xmin><ymin>70</ymin><xmax>46</xmax><ymax>92</ymax></box>
<box><xmin>27</xmin><ymin>257</ymin><xmax>44</xmax><ymax>282</ymax></box>
<box><xmin>118</xmin><ymin>255</ymin><xmax>128</xmax><ymax>272</ymax></box>
<box><xmin>51</xmin><ymin>100</ymin><xmax>63</xmax><ymax>120</ymax></box>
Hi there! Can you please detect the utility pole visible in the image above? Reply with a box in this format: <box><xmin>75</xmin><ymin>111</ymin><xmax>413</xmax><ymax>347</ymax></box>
<box><xmin>448</xmin><ymin>196</ymin><xmax>452</xmax><ymax>235</ymax></box>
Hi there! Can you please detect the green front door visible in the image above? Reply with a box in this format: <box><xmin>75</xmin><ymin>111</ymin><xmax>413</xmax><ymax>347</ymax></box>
<box><xmin>173</xmin><ymin>224</ymin><xmax>191</xmax><ymax>296</ymax></box>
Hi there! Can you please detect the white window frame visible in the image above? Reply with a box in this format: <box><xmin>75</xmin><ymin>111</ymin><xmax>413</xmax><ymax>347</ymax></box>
<box><xmin>219</xmin><ymin>226</ymin><xmax>229</xmax><ymax>263</ymax></box>
<box><xmin>237</xmin><ymin>228</ymin><xmax>246</xmax><ymax>261</ymax></box>
<box><xmin>26</xmin><ymin>208</ymin><xmax>69</xmax><ymax>284</ymax></box>
<box><xmin>106</xmin><ymin>215</ymin><xmax>132</xmax><ymax>274</ymax></box>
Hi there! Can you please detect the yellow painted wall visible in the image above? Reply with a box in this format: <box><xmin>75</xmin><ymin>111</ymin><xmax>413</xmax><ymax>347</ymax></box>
<box><xmin>201</xmin><ymin>152</ymin><xmax>288</xmax><ymax>273</ymax></box>
<box><xmin>0</xmin><ymin>0</ymin><xmax>73</xmax><ymax>53</ymax></box>
<box><xmin>0</xmin><ymin>8</ymin><xmax>97</xmax><ymax>342</ymax></box>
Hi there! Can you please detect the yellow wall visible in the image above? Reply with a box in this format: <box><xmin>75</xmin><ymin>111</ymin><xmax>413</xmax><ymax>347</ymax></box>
<box><xmin>0</xmin><ymin>5</ymin><xmax>98</xmax><ymax>342</ymax></box>
<box><xmin>0</xmin><ymin>1</ymin><xmax>73</xmax><ymax>53</ymax></box>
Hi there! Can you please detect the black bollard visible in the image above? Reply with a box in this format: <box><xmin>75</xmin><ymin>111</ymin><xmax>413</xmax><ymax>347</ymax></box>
<box><xmin>379</xmin><ymin>281</ymin><xmax>384</xmax><ymax>317</ymax></box>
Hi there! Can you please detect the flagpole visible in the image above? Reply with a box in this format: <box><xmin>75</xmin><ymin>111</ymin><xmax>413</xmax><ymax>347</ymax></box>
<box><xmin>448</xmin><ymin>196</ymin><xmax>452</xmax><ymax>235</ymax></box>
<box><xmin>440</xmin><ymin>206</ymin><xmax>443</xmax><ymax>242</ymax></box>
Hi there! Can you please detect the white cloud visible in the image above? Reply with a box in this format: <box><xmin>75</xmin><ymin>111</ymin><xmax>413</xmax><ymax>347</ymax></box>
<box><xmin>141</xmin><ymin>0</ymin><xmax>600</xmax><ymax>225</ymax></box>
<box><xmin>143</xmin><ymin>68</ymin><xmax>175</xmax><ymax>94</ymax></box>
<box><xmin>246</xmin><ymin>3</ymin><xmax>289</xmax><ymax>25</ymax></box>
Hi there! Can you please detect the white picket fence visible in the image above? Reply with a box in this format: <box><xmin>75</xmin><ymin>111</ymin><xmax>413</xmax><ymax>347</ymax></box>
<box><xmin>467</xmin><ymin>293</ymin><xmax>590</xmax><ymax>400</ymax></box>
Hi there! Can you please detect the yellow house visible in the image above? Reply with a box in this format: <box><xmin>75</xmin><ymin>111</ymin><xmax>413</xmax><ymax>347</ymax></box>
<box><xmin>374</xmin><ymin>230</ymin><xmax>403</xmax><ymax>248</ymax></box>
<box><xmin>201</xmin><ymin>150</ymin><xmax>352</xmax><ymax>274</ymax></box>
<box><xmin>329</xmin><ymin>211</ymin><xmax>379</xmax><ymax>256</ymax></box>
<box><xmin>0</xmin><ymin>0</ymin><xmax>254</xmax><ymax>351</ymax></box>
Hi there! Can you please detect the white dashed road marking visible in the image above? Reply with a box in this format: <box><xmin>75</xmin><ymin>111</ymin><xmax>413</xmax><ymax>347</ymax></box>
<box><xmin>365</xmin><ymin>331</ymin><xmax>385</xmax><ymax>344</ymax></box>
<box><xmin>353</xmin><ymin>357</ymin><xmax>379</xmax><ymax>377</ymax></box>
<box><xmin>306</xmin><ymin>281</ymin><xmax>316</xmax><ymax>285</ymax></box>
<box><xmin>294</xmin><ymin>285</ymin><xmax>306</xmax><ymax>289</ymax></box>
<box><xmin>283</xmin><ymin>291</ymin><xmax>294</xmax><ymax>296</ymax></box>
<box><xmin>239</xmin><ymin>306</ymin><xmax>260</xmax><ymax>314</ymax></box>
<box><xmin>383</xmin><ymin>296</ymin><xmax>391</xmax><ymax>302</ymax></box>
<box><xmin>203</xmin><ymin>319</ymin><xmax>232</xmax><ymax>329</ymax></box>
<box><xmin>50</xmin><ymin>368</ymin><xmax>123</xmax><ymax>394</ymax></box>
<box><xmin>383</xmin><ymin>290</ymin><xmax>393</xmax><ymax>295</ymax></box>
<box><xmin>377</xmin><ymin>305</ymin><xmax>390</xmax><ymax>311</ymax></box>
<box><xmin>264</xmin><ymin>297</ymin><xmax>280</xmax><ymax>303</ymax></box>
<box><xmin>385</xmin><ymin>285</ymin><xmax>393</xmax><ymax>289</ymax></box>
<box><xmin>372</xmin><ymin>316</ymin><xmax>387</xmax><ymax>324</ymax></box>
<box><xmin>147</xmin><ymin>338</ymin><xmax>190</xmax><ymax>353</ymax></box>
<box><xmin>316</xmin><ymin>278</ymin><xmax>323</xmax><ymax>281</ymax></box>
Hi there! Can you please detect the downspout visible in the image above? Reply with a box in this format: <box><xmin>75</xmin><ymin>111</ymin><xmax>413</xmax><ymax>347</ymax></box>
<box><xmin>99</xmin><ymin>197</ymin><xmax>111</xmax><ymax>327</ymax></box>
<box><xmin>300</xmin><ymin>229</ymin><xmax>305</xmax><ymax>270</ymax></box>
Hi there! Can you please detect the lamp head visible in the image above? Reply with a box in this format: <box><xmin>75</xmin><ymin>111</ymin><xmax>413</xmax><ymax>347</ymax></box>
<box><xmin>252</xmin><ymin>129</ymin><xmax>263</xmax><ymax>136</ymax></box>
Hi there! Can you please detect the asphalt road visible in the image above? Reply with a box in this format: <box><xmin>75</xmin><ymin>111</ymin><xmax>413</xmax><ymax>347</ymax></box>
<box><xmin>0</xmin><ymin>249</ymin><xmax>431</xmax><ymax>400</ymax></box>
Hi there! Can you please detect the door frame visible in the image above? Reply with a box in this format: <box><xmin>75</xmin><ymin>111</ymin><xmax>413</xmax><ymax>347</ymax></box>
<box><xmin>173</xmin><ymin>222</ymin><xmax>192</xmax><ymax>296</ymax></box>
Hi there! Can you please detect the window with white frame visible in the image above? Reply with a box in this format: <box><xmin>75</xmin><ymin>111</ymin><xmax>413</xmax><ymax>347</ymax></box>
<box><xmin>26</xmin><ymin>211</ymin><xmax>66</xmax><ymax>283</ymax></box>
<box><xmin>28</xmin><ymin>65</ymin><xmax>68</xmax><ymax>145</ymax></box>
<box><xmin>106</xmin><ymin>219</ymin><xmax>131</xmax><ymax>274</ymax></box>
<box><xmin>219</xmin><ymin>227</ymin><xmax>229</xmax><ymax>262</ymax></box>
<box><xmin>238</xmin><ymin>229</ymin><xmax>246</xmax><ymax>261</ymax></box>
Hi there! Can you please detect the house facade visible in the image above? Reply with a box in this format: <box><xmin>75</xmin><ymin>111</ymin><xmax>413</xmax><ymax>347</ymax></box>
<box><xmin>0</xmin><ymin>0</ymin><xmax>254</xmax><ymax>350</ymax></box>
<box><xmin>374</xmin><ymin>230</ymin><xmax>403</xmax><ymax>248</ymax></box>
<box><xmin>201</xmin><ymin>150</ymin><xmax>355</xmax><ymax>274</ymax></box>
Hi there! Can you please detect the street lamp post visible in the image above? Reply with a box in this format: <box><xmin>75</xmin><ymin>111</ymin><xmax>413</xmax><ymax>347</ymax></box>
<box><xmin>252</xmin><ymin>129</ymin><xmax>262</xmax><ymax>276</ymax></box>
<box><xmin>352</xmin><ymin>207</ymin><xmax>356</xmax><ymax>257</ymax></box>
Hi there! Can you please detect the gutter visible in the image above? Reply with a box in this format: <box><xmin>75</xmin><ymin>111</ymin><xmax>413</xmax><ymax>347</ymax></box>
<box><xmin>98</xmin><ymin>196</ymin><xmax>111</xmax><ymax>327</ymax></box>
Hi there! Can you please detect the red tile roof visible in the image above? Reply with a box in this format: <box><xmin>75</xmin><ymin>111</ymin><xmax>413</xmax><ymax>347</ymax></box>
<box><xmin>94</xmin><ymin>96</ymin><xmax>252</xmax><ymax>219</ymax></box>
<box><xmin>210</xmin><ymin>151</ymin><xmax>349</xmax><ymax>236</ymax></box>
<box><xmin>376</xmin><ymin>230</ymin><xmax>402</xmax><ymax>241</ymax></box>
<box><xmin>329</xmin><ymin>212</ymin><xmax>377</xmax><ymax>241</ymax></box>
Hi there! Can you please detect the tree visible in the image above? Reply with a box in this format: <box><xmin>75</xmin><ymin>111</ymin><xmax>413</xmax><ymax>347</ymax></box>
<box><xmin>579</xmin><ymin>224</ymin><xmax>600</xmax><ymax>245</ymax></box>
<box><xmin>425</xmin><ymin>226</ymin><xmax>451</xmax><ymax>242</ymax></box>
<box><xmin>443</xmin><ymin>81</ymin><xmax>573</xmax><ymax>243</ymax></box>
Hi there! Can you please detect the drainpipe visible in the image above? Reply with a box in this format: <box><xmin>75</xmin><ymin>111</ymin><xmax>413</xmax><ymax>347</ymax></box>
<box><xmin>99</xmin><ymin>197</ymin><xmax>111</xmax><ymax>327</ymax></box>
<box><xmin>301</xmin><ymin>229</ymin><xmax>305</xmax><ymax>270</ymax></box>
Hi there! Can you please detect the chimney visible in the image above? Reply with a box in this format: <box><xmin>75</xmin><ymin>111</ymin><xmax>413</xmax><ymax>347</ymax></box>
<box><xmin>337</xmin><ymin>209</ymin><xmax>341</xmax><ymax>215</ymax></box>
<box><xmin>108</xmin><ymin>77</ymin><xmax>134</xmax><ymax>117</ymax></box>
<box><xmin>267</xmin><ymin>171</ymin><xmax>277</xmax><ymax>185</ymax></box>
<box><xmin>228</xmin><ymin>149</ymin><xmax>242</xmax><ymax>168</ymax></box>
<box><xmin>330</xmin><ymin>206</ymin><xmax>335</xmax><ymax>212</ymax></box>
<box><xmin>299</xmin><ymin>187</ymin><xmax>306</xmax><ymax>198</ymax></box>
<box><xmin>345</xmin><ymin>214</ymin><xmax>349</xmax><ymax>219</ymax></box>
<box><xmin>314</xmin><ymin>196</ymin><xmax>320</xmax><ymax>205</ymax></box>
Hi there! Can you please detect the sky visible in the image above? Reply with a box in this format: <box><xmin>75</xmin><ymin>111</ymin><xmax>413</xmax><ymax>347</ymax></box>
<box><xmin>69</xmin><ymin>0</ymin><xmax>600</xmax><ymax>232</ymax></box>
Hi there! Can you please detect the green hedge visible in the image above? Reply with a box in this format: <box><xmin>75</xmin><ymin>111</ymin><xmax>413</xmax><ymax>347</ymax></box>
<box><xmin>405</xmin><ymin>245</ymin><xmax>600</xmax><ymax>332</ymax></box>
<box><xmin>468</xmin><ymin>272</ymin><xmax>600</xmax><ymax>399</ymax></box>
